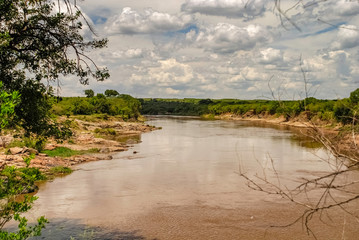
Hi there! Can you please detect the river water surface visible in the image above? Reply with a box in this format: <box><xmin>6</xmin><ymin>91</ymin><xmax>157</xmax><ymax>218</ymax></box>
<box><xmin>30</xmin><ymin>116</ymin><xmax>359</xmax><ymax>239</ymax></box>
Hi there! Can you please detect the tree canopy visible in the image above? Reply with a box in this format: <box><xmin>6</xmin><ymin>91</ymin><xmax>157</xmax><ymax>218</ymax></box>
<box><xmin>349</xmin><ymin>88</ymin><xmax>359</xmax><ymax>104</ymax></box>
<box><xmin>84</xmin><ymin>89</ymin><xmax>95</xmax><ymax>98</ymax></box>
<box><xmin>104</xmin><ymin>89</ymin><xmax>119</xmax><ymax>97</ymax></box>
<box><xmin>0</xmin><ymin>0</ymin><xmax>109</xmax><ymax>137</ymax></box>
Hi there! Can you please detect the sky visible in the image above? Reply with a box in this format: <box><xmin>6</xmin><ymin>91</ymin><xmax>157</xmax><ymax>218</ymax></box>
<box><xmin>59</xmin><ymin>0</ymin><xmax>359</xmax><ymax>100</ymax></box>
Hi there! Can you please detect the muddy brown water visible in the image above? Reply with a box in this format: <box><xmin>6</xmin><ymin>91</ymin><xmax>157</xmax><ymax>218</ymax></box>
<box><xmin>27</xmin><ymin>116</ymin><xmax>359</xmax><ymax>239</ymax></box>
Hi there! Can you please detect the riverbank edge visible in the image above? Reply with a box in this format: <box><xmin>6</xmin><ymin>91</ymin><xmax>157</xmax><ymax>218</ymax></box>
<box><xmin>205</xmin><ymin>112</ymin><xmax>334</xmax><ymax>128</ymax></box>
<box><xmin>204</xmin><ymin>113</ymin><xmax>359</xmax><ymax>157</ymax></box>
<box><xmin>0</xmin><ymin>116</ymin><xmax>158</xmax><ymax>175</ymax></box>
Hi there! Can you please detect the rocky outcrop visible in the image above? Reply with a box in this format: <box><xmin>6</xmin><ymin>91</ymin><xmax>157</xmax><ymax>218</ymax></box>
<box><xmin>8</xmin><ymin>147</ymin><xmax>38</xmax><ymax>155</ymax></box>
<box><xmin>0</xmin><ymin>117</ymin><xmax>158</xmax><ymax>173</ymax></box>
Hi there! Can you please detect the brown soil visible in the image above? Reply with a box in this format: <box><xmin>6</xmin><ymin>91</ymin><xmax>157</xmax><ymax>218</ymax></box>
<box><xmin>0</xmin><ymin>117</ymin><xmax>158</xmax><ymax>173</ymax></box>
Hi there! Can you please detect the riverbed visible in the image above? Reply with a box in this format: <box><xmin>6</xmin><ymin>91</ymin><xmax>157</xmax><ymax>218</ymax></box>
<box><xmin>29</xmin><ymin>116</ymin><xmax>359</xmax><ymax>239</ymax></box>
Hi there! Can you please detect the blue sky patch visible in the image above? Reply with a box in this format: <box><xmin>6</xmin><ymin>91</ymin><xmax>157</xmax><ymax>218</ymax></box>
<box><xmin>165</xmin><ymin>24</ymin><xmax>199</xmax><ymax>37</ymax></box>
<box><xmin>301</xmin><ymin>21</ymin><xmax>347</xmax><ymax>38</ymax></box>
<box><xmin>90</xmin><ymin>15</ymin><xmax>108</xmax><ymax>25</ymax></box>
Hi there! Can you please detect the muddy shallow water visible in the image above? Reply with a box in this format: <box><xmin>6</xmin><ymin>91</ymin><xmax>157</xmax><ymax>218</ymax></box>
<box><xmin>29</xmin><ymin>116</ymin><xmax>359</xmax><ymax>239</ymax></box>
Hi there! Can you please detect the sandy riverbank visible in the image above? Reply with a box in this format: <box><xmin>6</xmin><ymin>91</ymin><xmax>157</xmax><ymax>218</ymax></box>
<box><xmin>0</xmin><ymin>116</ymin><xmax>158</xmax><ymax>173</ymax></box>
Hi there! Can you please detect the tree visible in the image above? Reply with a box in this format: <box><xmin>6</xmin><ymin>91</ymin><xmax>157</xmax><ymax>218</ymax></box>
<box><xmin>0</xmin><ymin>82</ymin><xmax>20</xmax><ymax>134</ymax></box>
<box><xmin>0</xmin><ymin>157</ymin><xmax>48</xmax><ymax>239</ymax></box>
<box><xmin>84</xmin><ymin>89</ymin><xmax>95</xmax><ymax>98</ymax></box>
<box><xmin>104</xmin><ymin>89</ymin><xmax>119</xmax><ymax>97</ymax></box>
<box><xmin>0</xmin><ymin>0</ymin><xmax>109</xmax><ymax>137</ymax></box>
<box><xmin>0</xmin><ymin>84</ymin><xmax>47</xmax><ymax>238</ymax></box>
<box><xmin>349</xmin><ymin>88</ymin><xmax>359</xmax><ymax>104</ymax></box>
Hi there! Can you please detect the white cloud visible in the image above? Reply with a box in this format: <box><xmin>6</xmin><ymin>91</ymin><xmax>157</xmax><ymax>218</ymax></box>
<box><xmin>240</xmin><ymin>66</ymin><xmax>269</xmax><ymax>81</ymax></box>
<box><xmin>164</xmin><ymin>87</ymin><xmax>180</xmax><ymax>95</ymax></box>
<box><xmin>129</xmin><ymin>58</ymin><xmax>206</xmax><ymax>88</ymax></box>
<box><xmin>105</xmin><ymin>7</ymin><xmax>195</xmax><ymax>34</ymax></box>
<box><xmin>56</xmin><ymin>0</ymin><xmax>359</xmax><ymax>100</ymax></box>
<box><xmin>181</xmin><ymin>0</ymin><xmax>268</xmax><ymax>19</ymax></box>
<box><xmin>335</xmin><ymin>0</ymin><xmax>359</xmax><ymax>17</ymax></box>
<box><xmin>332</xmin><ymin>25</ymin><xmax>359</xmax><ymax>50</ymax></box>
<box><xmin>189</xmin><ymin>23</ymin><xmax>272</xmax><ymax>54</ymax></box>
<box><xmin>257</xmin><ymin>48</ymin><xmax>283</xmax><ymax>64</ymax></box>
<box><xmin>111</xmin><ymin>48</ymin><xmax>144</xmax><ymax>59</ymax></box>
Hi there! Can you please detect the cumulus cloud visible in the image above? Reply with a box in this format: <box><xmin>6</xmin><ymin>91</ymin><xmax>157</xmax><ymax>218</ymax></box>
<box><xmin>257</xmin><ymin>48</ymin><xmax>283</xmax><ymax>65</ymax></box>
<box><xmin>187</xmin><ymin>23</ymin><xmax>272</xmax><ymax>54</ymax></box>
<box><xmin>274</xmin><ymin>0</ymin><xmax>359</xmax><ymax>34</ymax></box>
<box><xmin>130</xmin><ymin>58</ymin><xmax>206</xmax><ymax>88</ymax></box>
<box><xmin>105</xmin><ymin>7</ymin><xmax>195</xmax><ymax>34</ymax></box>
<box><xmin>332</xmin><ymin>25</ymin><xmax>359</xmax><ymax>50</ymax></box>
<box><xmin>111</xmin><ymin>48</ymin><xmax>144</xmax><ymax>59</ymax></box>
<box><xmin>334</xmin><ymin>0</ymin><xmax>359</xmax><ymax>17</ymax></box>
<box><xmin>59</xmin><ymin>0</ymin><xmax>359</xmax><ymax>99</ymax></box>
<box><xmin>181</xmin><ymin>0</ymin><xmax>268</xmax><ymax>19</ymax></box>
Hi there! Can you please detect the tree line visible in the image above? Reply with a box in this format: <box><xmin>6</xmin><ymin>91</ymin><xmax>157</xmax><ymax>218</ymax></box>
<box><xmin>52</xmin><ymin>90</ymin><xmax>141</xmax><ymax>120</ymax></box>
<box><xmin>140</xmin><ymin>88</ymin><xmax>359</xmax><ymax>126</ymax></box>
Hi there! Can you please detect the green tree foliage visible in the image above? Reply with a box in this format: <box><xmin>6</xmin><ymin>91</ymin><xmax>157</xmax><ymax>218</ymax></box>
<box><xmin>0</xmin><ymin>86</ymin><xmax>47</xmax><ymax>239</ymax></box>
<box><xmin>104</xmin><ymin>89</ymin><xmax>119</xmax><ymax>97</ymax></box>
<box><xmin>51</xmin><ymin>94</ymin><xmax>142</xmax><ymax>120</ymax></box>
<box><xmin>349</xmin><ymin>88</ymin><xmax>359</xmax><ymax>104</ymax></box>
<box><xmin>0</xmin><ymin>0</ymin><xmax>109</xmax><ymax>137</ymax></box>
<box><xmin>140</xmin><ymin>98</ymin><xmax>208</xmax><ymax>116</ymax></box>
<box><xmin>0</xmin><ymin>163</ymin><xmax>48</xmax><ymax>239</ymax></box>
<box><xmin>84</xmin><ymin>89</ymin><xmax>95</xmax><ymax>98</ymax></box>
<box><xmin>0</xmin><ymin>82</ymin><xmax>20</xmax><ymax>132</ymax></box>
<box><xmin>139</xmin><ymin>93</ymin><xmax>357</xmax><ymax>126</ymax></box>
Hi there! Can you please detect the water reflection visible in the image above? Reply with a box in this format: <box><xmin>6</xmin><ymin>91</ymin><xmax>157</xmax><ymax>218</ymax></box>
<box><xmin>30</xmin><ymin>219</ymin><xmax>145</xmax><ymax>240</ymax></box>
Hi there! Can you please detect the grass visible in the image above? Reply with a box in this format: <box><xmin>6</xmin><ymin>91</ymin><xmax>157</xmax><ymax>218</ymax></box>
<box><xmin>42</xmin><ymin>147</ymin><xmax>80</xmax><ymax>157</ymax></box>
<box><xmin>6</xmin><ymin>136</ymin><xmax>46</xmax><ymax>152</ymax></box>
<box><xmin>6</xmin><ymin>139</ymin><xmax>26</xmax><ymax>148</ymax></box>
<box><xmin>42</xmin><ymin>147</ymin><xmax>100</xmax><ymax>158</ymax></box>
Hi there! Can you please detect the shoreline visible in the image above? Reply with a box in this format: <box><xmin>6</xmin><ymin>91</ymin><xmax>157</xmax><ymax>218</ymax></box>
<box><xmin>0</xmin><ymin>116</ymin><xmax>158</xmax><ymax>174</ymax></box>
<box><xmin>208</xmin><ymin>112</ymin><xmax>336</xmax><ymax>129</ymax></box>
<box><xmin>210</xmin><ymin>113</ymin><xmax>359</xmax><ymax>157</ymax></box>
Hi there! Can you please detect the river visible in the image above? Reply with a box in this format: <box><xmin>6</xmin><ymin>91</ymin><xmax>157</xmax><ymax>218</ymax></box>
<box><xmin>29</xmin><ymin>116</ymin><xmax>359</xmax><ymax>239</ymax></box>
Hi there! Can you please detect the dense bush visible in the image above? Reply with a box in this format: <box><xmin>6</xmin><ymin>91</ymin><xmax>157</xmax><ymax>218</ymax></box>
<box><xmin>52</xmin><ymin>94</ymin><xmax>141</xmax><ymax>120</ymax></box>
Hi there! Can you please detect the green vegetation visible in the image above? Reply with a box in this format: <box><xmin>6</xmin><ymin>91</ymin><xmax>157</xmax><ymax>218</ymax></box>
<box><xmin>52</xmin><ymin>94</ymin><xmax>141</xmax><ymax>120</ymax></box>
<box><xmin>139</xmin><ymin>98</ymin><xmax>210</xmax><ymax>116</ymax></box>
<box><xmin>1</xmin><ymin>83</ymin><xmax>48</xmax><ymax>238</ymax></box>
<box><xmin>139</xmin><ymin>89</ymin><xmax>359</xmax><ymax>127</ymax></box>
<box><xmin>0</xmin><ymin>0</ymin><xmax>109</xmax><ymax>139</ymax></box>
<box><xmin>0</xmin><ymin>82</ymin><xmax>20</xmax><ymax>135</ymax></box>
<box><xmin>42</xmin><ymin>147</ymin><xmax>100</xmax><ymax>158</ymax></box>
<box><xmin>104</xmin><ymin>89</ymin><xmax>120</xmax><ymax>97</ymax></box>
<box><xmin>0</xmin><ymin>156</ymin><xmax>48</xmax><ymax>238</ymax></box>
<box><xmin>6</xmin><ymin>136</ymin><xmax>48</xmax><ymax>153</ymax></box>
<box><xmin>84</xmin><ymin>89</ymin><xmax>95</xmax><ymax>98</ymax></box>
<box><xmin>42</xmin><ymin>147</ymin><xmax>80</xmax><ymax>158</ymax></box>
